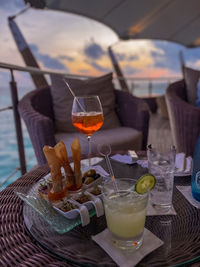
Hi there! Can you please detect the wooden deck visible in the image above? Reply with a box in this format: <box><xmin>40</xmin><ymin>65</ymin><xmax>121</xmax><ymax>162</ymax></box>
<box><xmin>147</xmin><ymin>112</ymin><xmax>173</xmax><ymax>153</ymax></box>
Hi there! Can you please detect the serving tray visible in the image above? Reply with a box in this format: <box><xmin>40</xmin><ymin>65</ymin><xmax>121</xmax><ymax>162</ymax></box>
<box><xmin>16</xmin><ymin>165</ymin><xmax>108</xmax><ymax>234</ymax></box>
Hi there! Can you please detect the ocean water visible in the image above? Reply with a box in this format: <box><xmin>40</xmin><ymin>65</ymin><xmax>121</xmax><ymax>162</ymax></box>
<box><xmin>0</xmin><ymin>81</ymin><xmax>168</xmax><ymax>191</ymax></box>
<box><xmin>114</xmin><ymin>79</ymin><xmax>168</xmax><ymax>96</ymax></box>
<box><xmin>0</xmin><ymin>87</ymin><xmax>36</xmax><ymax>191</ymax></box>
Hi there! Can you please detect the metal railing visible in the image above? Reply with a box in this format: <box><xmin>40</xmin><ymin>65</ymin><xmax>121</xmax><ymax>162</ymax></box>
<box><xmin>0</xmin><ymin>61</ymin><xmax>181</xmax><ymax>185</ymax></box>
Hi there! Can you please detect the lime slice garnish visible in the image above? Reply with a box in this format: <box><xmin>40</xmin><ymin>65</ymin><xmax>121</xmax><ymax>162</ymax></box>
<box><xmin>135</xmin><ymin>174</ymin><xmax>156</xmax><ymax>194</ymax></box>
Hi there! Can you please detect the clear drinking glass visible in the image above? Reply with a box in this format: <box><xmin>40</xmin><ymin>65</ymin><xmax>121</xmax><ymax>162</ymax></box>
<box><xmin>147</xmin><ymin>144</ymin><xmax>176</xmax><ymax>212</ymax></box>
<box><xmin>102</xmin><ymin>178</ymin><xmax>149</xmax><ymax>250</ymax></box>
<box><xmin>72</xmin><ymin>95</ymin><xmax>104</xmax><ymax>165</ymax></box>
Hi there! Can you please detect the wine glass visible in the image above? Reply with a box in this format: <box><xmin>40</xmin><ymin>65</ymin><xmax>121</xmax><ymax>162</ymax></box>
<box><xmin>72</xmin><ymin>95</ymin><xmax>104</xmax><ymax>166</ymax></box>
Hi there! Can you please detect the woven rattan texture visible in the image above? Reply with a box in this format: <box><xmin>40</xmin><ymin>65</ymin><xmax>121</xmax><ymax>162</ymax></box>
<box><xmin>166</xmin><ymin>80</ymin><xmax>200</xmax><ymax>157</ymax></box>
<box><xmin>2</xmin><ymin>162</ymin><xmax>200</xmax><ymax>266</ymax></box>
<box><xmin>0</xmin><ymin>165</ymin><xmax>73</xmax><ymax>267</ymax></box>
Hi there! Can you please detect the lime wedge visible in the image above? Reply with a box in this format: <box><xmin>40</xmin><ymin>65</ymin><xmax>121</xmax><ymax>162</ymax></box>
<box><xmin>135</xmin><ymin>174</ymin><xmax>156</xmax><ymax>194</ymax></box>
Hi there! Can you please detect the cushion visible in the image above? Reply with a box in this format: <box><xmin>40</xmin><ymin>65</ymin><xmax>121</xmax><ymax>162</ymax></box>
<box><xmin>50</xmin><ymin>73</ymin><xmax>121</xmax><ymax>133</ymax></box>
<box><xmin>55</xmin><ymin>127</ymin><xmax>142</xmax><ymax>157</ymax></box>
<box><xmin>183</xmin><ymin>66</ymin><xmax>200</xmax><ymax>105</ymax></box>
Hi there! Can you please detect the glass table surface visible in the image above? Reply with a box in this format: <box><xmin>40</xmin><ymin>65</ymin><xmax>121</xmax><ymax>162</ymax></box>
<box><xmin>23</xmin><ymin>158</ymin><xmax>200</xmax><ymax>267</ymax></box>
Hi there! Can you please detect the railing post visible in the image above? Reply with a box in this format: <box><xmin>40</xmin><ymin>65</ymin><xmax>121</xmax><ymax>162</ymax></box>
<box><xmin>131</xmin><ymin>82</ymin><xmax>135</xmax><ymax>95</ymax></box>
<box><xmin>149</xmin><ymin>80</ymin><xmax>152</xmax><ymax>96</ymax></box>
<box><xmin>9</xmin><ymin>69</ymin><xmax>27</xmax><ymax>175</ymax></box>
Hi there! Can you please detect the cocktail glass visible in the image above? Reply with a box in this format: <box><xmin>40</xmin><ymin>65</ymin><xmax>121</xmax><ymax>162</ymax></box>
<box><xmin>102</xmin><ymin>178</ymin><xmax>149</xmax><ymax>250</ymax></box>
<box><xmin>72</xmin><ymin>95</ymin><xmax>104</xmax><ymax>166</ymax></box>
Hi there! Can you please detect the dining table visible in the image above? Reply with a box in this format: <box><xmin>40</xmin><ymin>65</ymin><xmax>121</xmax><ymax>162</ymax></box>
<box><xmin>1</xmin><ymin>151</ymin><xmax>200</xmax><ymax>267</ymax></box>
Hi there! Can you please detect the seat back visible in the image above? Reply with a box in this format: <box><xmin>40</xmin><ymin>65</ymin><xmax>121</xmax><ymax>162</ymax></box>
<box><xmin>166</xmin><ymin>80</ymin><xmax>200</xmax><ymax>156</ymax></box>
<box><xmin>18</xmin><ymin>87</ymin><xmax>56</xmax><ymax>165</ymax></box>
<box><xmin>31</xmin><ymin>87</ymin><xmax>55</xmax><ymax>120</ymax></box>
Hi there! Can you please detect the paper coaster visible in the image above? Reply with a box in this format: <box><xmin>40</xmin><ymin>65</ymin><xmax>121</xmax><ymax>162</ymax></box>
<box><xmin>92</xmin><ymin>228</ymin><xmax>163</xmax><ymax>267</ymax></box>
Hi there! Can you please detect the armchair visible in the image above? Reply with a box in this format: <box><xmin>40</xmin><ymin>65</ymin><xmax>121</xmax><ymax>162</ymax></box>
<box><xmin>166</xmin><ymin>80</ymin><xmax>200</xmax><ymax>156</ymax></box>
<box><xmin>18</xmin><ymin>86</ymin><xmax>150</xmax><ymax>165</ymax></box>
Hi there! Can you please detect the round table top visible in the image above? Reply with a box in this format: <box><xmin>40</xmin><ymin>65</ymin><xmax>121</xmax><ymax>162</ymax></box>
<box><xmin>1</xmin><ymin>155</ymin><xmax>200</xmax><ymax>267</ymax></box>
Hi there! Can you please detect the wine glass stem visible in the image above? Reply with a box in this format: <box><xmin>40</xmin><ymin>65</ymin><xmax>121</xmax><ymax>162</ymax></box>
<box><xmin>87</xmin><ymin>136</ymin><xmax>91</xmax><ymax>166</ymax></box>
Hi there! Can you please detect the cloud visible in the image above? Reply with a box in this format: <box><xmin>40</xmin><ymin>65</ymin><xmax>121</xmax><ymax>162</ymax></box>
<box><xmin>1</xmin><ymin>0</ymin><xmax>25</xmax><ymax>11</ymax></box>
<box><xmin>150</xmin><ymin>41</ymin><xmax>183</xmax><ymax>73</ymax></box>
<box><xmin>89</xmin><ymin>61</ymin><xmax>111</xmax><ymax>73</ymax></box>
<box><xmin>84</xmin><ymin>41</ymin><xmax>105</xmax><ymax>60</ymax></box>
<box><xmin>115</xmin><ymin>52</ymin><xmax>126</xmax><ymax>61</ymax></box>
<box><xmin>30</xmin><ymin>44</ymin><xmax>69</xmax><ymax>71</ymax></box>
<box><xmin>85</xmin><ymin>59</ymin><xmax>111</xmax><ymax>73</ymax></box>
<box><xmin>114</xmin><ymin>52</ymin><xmax>138</xmax><ymax>62</ymax></box>
<box><xmin>123</xmin><ymin>65</ymin><xmax>138</xmax><ymax>76</ymax></box>
<box><xmin>149</xmin><ymin>41</ymin><xmax>200</xmax><ymax>73</ymax></box>
<box><xmin>128</xmin><ymin>55</ymin><xmax>139</xmax><ymax>61</ymax></box>
<box><xmin>182</xmin><ymin>47</ymin><xmax>200</xmax><ymax>68</ymax></box>
<box><xmin>58</xmin><ymin>55</ymin><xmax>74</xmax><ymax>62</ymax></box>
<box><xmin>78</xmin><ymin>69</ymin><xmax>90</xmax><ymax>74</ymax></box>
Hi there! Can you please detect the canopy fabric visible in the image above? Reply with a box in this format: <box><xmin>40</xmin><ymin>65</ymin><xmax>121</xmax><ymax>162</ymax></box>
<box><xmin>25</xmin><ymin>0</ymin><xmax>200</xmax><ymax>48</ymax></box>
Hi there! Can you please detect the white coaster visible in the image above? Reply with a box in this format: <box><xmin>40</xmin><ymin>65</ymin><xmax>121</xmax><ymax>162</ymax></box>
<box><xmin>176</xmin><ymin>185</ymin><xmax>200</xmax><ymax>208</ymax></box>
<box><xmin>92</xmin><ymin>228</ymin><xmax>163</xmax><ymax>267</ymax></box>
<box><xmin>111</xmin><ymin>154</ymin><xmax>135</xmax><ymax>164</ymax></box>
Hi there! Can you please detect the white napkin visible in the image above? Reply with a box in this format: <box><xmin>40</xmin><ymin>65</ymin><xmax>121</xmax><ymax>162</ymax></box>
<box><xmin>176</xmin><ymin>186</ymin><xmax>200</xmax><ymax>208</ymax></box>
<box><xmin>175</xmin><ymin>153</ymin><xmax>192</xmax><ymax>174</ymax></box>
<box><xmin>185</xmin><ymin>157</ymin><xmax>193</xmax><ymax>173</ymax></box>
<box><xmin>175</xmin><ymin>153</ymin><xmax>185</xmax><ymax>172</ymax></box>
<box><xmin>137</xmin><ymin>153</ymin><xmax>192</xmax><ymax>175</ymax></box>
<box><xmin>137</xmin><ymin>159</ymin><xmax>148</xmax><ymax>168</ymax></box>
<box><xmin>111</xmin><ymin>154</ymin><xmax>134</xmax><ymax>164</ymax></box>
<box><xmin>92</xmin><ymin>228</ymin><xmax>163</xmax><ymax>267</ymax></box>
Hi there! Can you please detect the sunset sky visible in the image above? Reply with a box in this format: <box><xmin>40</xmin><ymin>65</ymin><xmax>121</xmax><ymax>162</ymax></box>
<box><xmin>1</xmin><ymin>0</ymin><xmax>200</xmax><ymax>89</ymax></box>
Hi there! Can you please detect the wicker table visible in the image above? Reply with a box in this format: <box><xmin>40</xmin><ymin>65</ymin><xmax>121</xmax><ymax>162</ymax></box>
<box><xmin>1</xmin><ymin>157</ymin><xmax>200</xmax><ymax>267</ymax></box>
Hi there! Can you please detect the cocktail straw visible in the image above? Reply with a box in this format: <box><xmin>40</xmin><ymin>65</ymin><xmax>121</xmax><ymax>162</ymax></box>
<box><xmin>63</xmin><ymin>79</ymin><xmax>86</xmax><ymax>112</ymax></box>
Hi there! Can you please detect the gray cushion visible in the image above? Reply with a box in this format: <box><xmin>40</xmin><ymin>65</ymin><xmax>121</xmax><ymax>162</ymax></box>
<box><xmin>183</xmin><ymin>66</ymin><xmax>200</xmax><ymax>105</ymax></box>
<box><xmin>55</xmin><ymin>127</ymin><xmax>142</xmax><ymax>157</ymax></box>
<box><xmin>50</xmin><ymin>73</ymin><xmax>121</xmax><ymax>133</ymax></box>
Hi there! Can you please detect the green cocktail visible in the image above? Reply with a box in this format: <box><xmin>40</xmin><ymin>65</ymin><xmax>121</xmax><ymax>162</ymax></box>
<box><xmin>102</xmin><ymin>178</ymin><xmax>149</xmax><ymax>250</ymax></box>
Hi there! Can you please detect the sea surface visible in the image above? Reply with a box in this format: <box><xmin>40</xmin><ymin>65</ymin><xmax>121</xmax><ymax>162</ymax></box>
<box><xmin>0</xmin><ymin>86</ymin><xmax>36</xmax><ymax>191</ymax></box>
<box><xmin>0</xmin><ymin>81</ymin><xmax>167</xmax><ymax>191</ymax></box>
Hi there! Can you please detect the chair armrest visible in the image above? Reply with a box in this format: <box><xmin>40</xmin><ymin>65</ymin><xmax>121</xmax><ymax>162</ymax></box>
<box><xmin>18</xmin><ymin>88</ymin><xmax>56</xmax><ymax>165</ymax></box>
<box><xmin>166</xmin><ymin>80</ymin><xmax>200</xmax><ymax>156</ymax></box>
<box><xmin>114</xmin><ymin>89</ymin><xmax>150</xmax><ymax>150</ymax></box>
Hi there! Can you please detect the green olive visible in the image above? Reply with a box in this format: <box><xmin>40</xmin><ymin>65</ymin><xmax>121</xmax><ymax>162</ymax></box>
<box><xmin>87</xmin><ymin>169</ymin><xmax>96</xmax><ymax>177</ymax></box>
<box><xmin>83</xmin><ymin>169</ymin><xmax>96</xmax><ymax>178</ymax></box>
<box><xmin>84</xmin><ymin>177</ymin><xmax>94</xmax><ymax>185</ymax></box>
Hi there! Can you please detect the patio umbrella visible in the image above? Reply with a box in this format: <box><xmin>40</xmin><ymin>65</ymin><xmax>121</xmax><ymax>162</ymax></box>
<box><xmin>24</xmin><ymin>0</ymin><xmax>200</xmax><ymax>48</ymax></box>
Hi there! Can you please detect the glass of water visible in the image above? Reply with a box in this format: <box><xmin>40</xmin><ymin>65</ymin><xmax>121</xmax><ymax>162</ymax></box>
<box><xmin>147</xmin><ymin>144</ymin><xmax>176</xmax><ymax>212</ymax></box>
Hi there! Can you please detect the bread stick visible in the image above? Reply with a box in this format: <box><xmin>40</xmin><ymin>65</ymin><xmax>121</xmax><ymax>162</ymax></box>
<box><xmin>43</xmin><ymin>145</ymin><xmax>63</xmax><ymax>192</ymax></box>
<box><xmin>54</xmin><ymin>140</ymin><xmax>75</xmax><ymax>187</ymax></box>
<box><xmin>71</xmin><ymin>138</ymin><xmax>82</xmax><ymax>188</ymax></box>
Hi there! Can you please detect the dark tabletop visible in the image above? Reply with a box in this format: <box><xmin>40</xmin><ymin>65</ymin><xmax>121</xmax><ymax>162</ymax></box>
<box><xmin>1</xmin><ymin>155</ymin><xmax>200</xmax><ymax>267</ymax></box>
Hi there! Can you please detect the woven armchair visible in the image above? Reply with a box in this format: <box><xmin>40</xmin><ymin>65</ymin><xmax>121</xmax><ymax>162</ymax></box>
<box><xmin>18</xmin><ymin>87</ymin><xmax>150</xmax><ymax>165</ymax></box>
<box><xmin>166</xmin><ymin>80</ymin><xmax>200</xmax><ymax>156</ymax></box>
